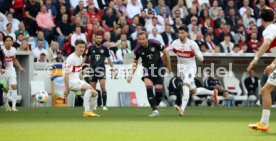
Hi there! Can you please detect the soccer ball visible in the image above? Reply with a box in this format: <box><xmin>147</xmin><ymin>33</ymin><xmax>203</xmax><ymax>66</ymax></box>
<box><xmin>35</xmin><ymin>90</ymin><xmax>49</xmax><ymax>103</ymax></box>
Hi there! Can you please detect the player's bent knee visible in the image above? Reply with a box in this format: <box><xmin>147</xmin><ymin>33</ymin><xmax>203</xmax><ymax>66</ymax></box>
<box><xmin>91</xmin><ymin>89</ymin><xmax>98</xmax><ymax>97</ymax></box>
<box><xmin>11</xmin><ymin>85</ymin><xmax>17</xmax><ymax>90</ymax></box>
<box><xmin>190</xmin><ymin>88</ymin><xmax>197</xmax><ymax>94</ymax></box>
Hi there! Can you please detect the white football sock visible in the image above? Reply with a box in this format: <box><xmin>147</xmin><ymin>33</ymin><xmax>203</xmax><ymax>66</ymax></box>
<box><xmin>11</xmin><ymin>90</ymin><xmax>17</xmax><ymax>109</ymax></box>
<box><xmin>181</xmin><ymin>85</ymin><xmax>190</xmax><ymax>111</ymax></box>
<box><xmin>3</xmin><ymin>92</ymin><xmax>9</xmax><ymax>105</ymax></box>
<box><xmin>260</xmin><ymin>109</ymin><xmax>270</xmax><ymax>125</ymax></box>
<box><xmin>83</xmin><ymin>90</ymin><xmax>92</xmax><ymax>112</ymax></box>
<box><xmin>194</xmin><ymin>88</ymin><xmax>214</xmax><ymax>96</ymax></box>
<box><xmin>90</xmin><ymin>96</ymin><xmax>98</xmax><ymax>111</ymax></box>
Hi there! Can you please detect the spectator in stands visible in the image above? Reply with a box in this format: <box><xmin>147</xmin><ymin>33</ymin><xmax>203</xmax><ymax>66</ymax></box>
<box><xmin>154</xmin><ymin>0</ymin><xmax>170</xmax><ymax>16</ymax></box>
<box><xmin>204</xmin><ymin>34</ymin><xmax>216</xmax><ymax>53</ymax></box>
<box><xmin>0</xmin><ymin>31</ymin><xmax>4</xmax><ymax>46</ymax></box>
<box><xmin>195</xmin><ymin>33</ymin><xmax>205</xmax><ymax>48</ymax></box>
<box><xmin>17</xmin><ymin>39</ymin><xmax>30</xmax><ymax>52</ymax></box>
<box><xmin>13</xmin><ymin>32</ymin><xmax>25</xmax><ymax>49</ymax></box>
<box><xmin>244</xmin><ymin>69</ymin><xmax>259</xmax><ymax>101</ymax></box>
<box><xmin>76</xmin><ymin>8</ymin><xmax>90</xmax><ymax>26</ymax></box>
<box><xmin>144</xmin><ymin>1</ymin><xmax>156</xmax><ymax>16</ymax></box>
<box><xmin>45</xmin><ymin>0</ymin><xmax>58</xmax><ymax>18</ymax></box>
<box><xmin>35</xmin><ymin>53</ymin><xmax>49</xmax><ymax>63</ymax></box>
<box><xmin>47</xmin><ymin>41</ymin><xmax>60</xmax><ymax>62</ymax></box>
<box><xmin>71</xmin><ymin>26</ymin><xmax>87</xmax><ymax>49</ymax></box>
<box><xmin>52</xmin><ymin>50</ymin><xmax>64</xmax><ymax>63</ymax></box>
<box><xmin>219</xmin><ymin>34</ymin><xmax>235</xmax><ymax>53</ymax></box>
<box><xmin>172</xmin><ymin>17</ymin><xmax>183</xmax><ymax>33</ymax></box>
<box><xmin>148</xmin><ymin>27</ymin><xmax>165</xmax><ymax>46</ymax></box>
<box><xmin>14</xmin><ymin>22</ymin><xmax>30</xmax><ymax>40</ymax></box>
<box><xmin>72</xmin><ymin>17</ymin><xmax>86</xmax><ymax>33</ymax></box>
<box><xmin>87</xmin><ymin>4</ymin><xmax>101</xmax><ymax>24</ymax></box>
<box><xmin>172</xmin><ymin>0</ymin><xmax>189</xmax><ymax>20</ymax></box>
<box><xmin>129</xmin><ymin>16</ymin><xmax>140</xmax><ymax>34</ymax></box>
<box><xmin>204</xmin><ymin>70</ymin><xmax>231</xmax><ymax>102</ymax></box>
<box><xmin>4</xmin><ymin>23</ymin><xmax>16</xmax><ymax>42</ymax></box>
<box><xmin>116</xmin><ymin>40</ymin><xmax>131</xmax><ymax>64</ymax></box>
<box><xmin>239</xmin><ymin>0</ymin><xmax>253</xmax><ymax>17</ymax></box>
<box><xmin>224</xmin><ymin>0</ymin><xmax>239</xmax><ymax>17</ymax></box>
<box><xmin>1</xmin><ymin>12</ymin><xmax>20</xmax><ymax>32</ymax></box>
<box><xmin>185</xmin><ymin>6</ymin><xmax>198</xmax><ymax>25</ymax></box>
<box><xmin>247</xmin><ymin>32</ymin><xmax>262</xmax><ymax>53</ymax></box>
<box><xmin>131</xmin><ymin>24</ymin><xmax>143</xmax><ymax>41</ymax></box>
<box><xmin>56</xmin><ymin>14</ymin><xmax>72</xmax><ymax>50</ymax></box>
<box><xmin>33</xmin><ymin>40</ymin><xmax>48</xmax><ymax>59</ymax></box>
<box><xmin>157</xmin><ymin>6</ymin><xmax>174</xmax><ymax>26</ymax></box>
<box><xmin>102</xmin><ymin>7</ymin><xmax>117</xmax><ymax>31</ymax></box>
<box><xmin>36</xmin><ymin>5</ymin><xmax>55</xmax><ymax>43</ymax></box>
<box><xmin>24</xmin><ymin>0</ymin><xmax>41</xmax><ymax>36</ymax></box>
<box><xmin>188</xmin><ymin>16</ymin><xmax>200</xmax><ymax>32</ymax></box>
<box><xmin>161</xmin><ymin>24</ymin><xmax>176</xmax><ymax>47</ymax></box>
<box><xmin>74</xmin><ymin>0</ymin><xmax>86</xmax><ymax>15</ymax></box>
<box><xmin>243</xmin><ymin>8</ymin><xmax>256</xmax><ymax>29</ymax></box>
<box><xmin>190</xmin><ymin>25</ymin><xmax>200</xmax><ymax>40</ymax></box>
<box><xmin>115</xmin><ymin>0</ymin><xmax>127</xmax><ymax>16</ymax></box>
<box><xmin>56</xmin><ymin>4</ymin><xmax>71</xmax><ymax>23</ymax></box>
<box><xmin>146</xmin><ymin>16</ymin><xmax>163</xmax><ymax>34</ymax></box>
<box><xmin>110</xmin><ymin>26</ymin><xmax>122</xmax><ymax>43</ymax></box>
<box><xmin>71</xmin><ymin>0</ymin><xmax>87</xmax><ymax>9</ymax></box>
<box><xmin>32</xmin><ymin>31</ymin><xmax>49</xmax><ymax>50</ymax></box>
<box><xmin>209</xmin><ymin>0</ymin><xmax>221</xmax><ymax>20</ymax></box>
<box><xmin>116</xmin><ymin>34</ymin><xmax>131</xmax><ymax>50</ymax></box>
<box><xmin>103</xmin><ymin>32</ymin><xmax>117</xmax><ymax>53</ymax></box>
<box><xmin>214</xmin><ymin>9</ymin><xmax>226</xmax><ymax>28</ymax></box>
<box><xmin>226</xmin><ymin>8</ymin><xmax>239</xmax><ymax>31</ymax></box>
<box><xmin>201</xmin><ymin>17</ymin><xmax>212</xmax><ymax>35</ymax></box>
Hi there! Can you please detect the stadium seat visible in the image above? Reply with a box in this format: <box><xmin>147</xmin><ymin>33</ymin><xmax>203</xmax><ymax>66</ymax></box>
<box><xmin>30</xmin><ymin>81</ymin><xmax>45</xmax><ymax>107</ymax></box>
<box><xmin>223</xmin><ymin>71</ymin><xmax>247</xmax><ymax>103</ymax></box>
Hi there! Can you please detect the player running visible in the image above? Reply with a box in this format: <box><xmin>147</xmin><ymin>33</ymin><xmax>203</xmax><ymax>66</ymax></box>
<box><xmin>166</xmin><ymin>25</ymin><xmax>218</xmax><ymax>116</ymax></box>
<box><xmin>1</xmin><ymin>36</ymin><xmax>25</xmax><ymax>112</ymax></box>
<box><xmin>85</xmin><ymin>33</ymin><xmax>114</xmax><ymax>111</ymax></box>
<box><xmin>64</xmin><ymin>39</ymin><xmax>99</xmax><ymax>117</ymax></box>
<box><xmin>127</xmin><ymin>31</ymin><xmax>172</xmax><ymax>117</ymax></box>
<box><xmin>247</xmin><ymin>7</ymin><xmax>276</xmax><ymax>132</ymax></box>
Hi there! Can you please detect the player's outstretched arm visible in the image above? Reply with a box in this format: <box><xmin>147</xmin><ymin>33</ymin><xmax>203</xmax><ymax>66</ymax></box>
<box><xmin>127</xmin><ymin>59</ymin><xmax>138</xmax><ymax>83</ymax></box>
<box><xmin>162</xmin><ymin>49</ymin><xmax>172</xmax><ymax>73</ymax></box>
<box><xmin>13</xmin><ymin>56</ymin><xmax>25</xmax><ymax>72</ymax></box>
<box><xmin>247</xmin><ymin>39</ymin><xmax>272</xmax><ymax>72</ymax></box>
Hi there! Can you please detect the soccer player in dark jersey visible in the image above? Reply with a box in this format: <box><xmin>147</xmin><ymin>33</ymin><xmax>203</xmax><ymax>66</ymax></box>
<box><xmin>85</xmin><ymin>33</ymin><xmax>114</xmax><ymax>111</ymax></box>
<box><xmin>127</xmin><ymin>31</ymin><xmax>172</xmax><ymax>117</ymax></box>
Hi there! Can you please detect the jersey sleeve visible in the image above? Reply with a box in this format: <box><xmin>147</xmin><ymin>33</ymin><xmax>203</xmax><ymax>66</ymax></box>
<box><xmin>262</xmin><ymin>28</ymin><xmax>276</xmax><ymax>41</ymax></box>
<box><xmin>134</xmin><ymin>50</ymin><xmax>140</xmax><ymax>61</ymax></box>
<box><xmin>64</xmin><ymin>56</ymin><xmax>74</xmax><ymax>73</ymax></box>
<box><xmin>105</xmin><ymin>48</ymin><xmax>110</xmax><ymax>58</ymax></box>
<box><xmin>166</xmin><ymin>40</ymin><xmax>176</xmax><ymax>53</ymax></box>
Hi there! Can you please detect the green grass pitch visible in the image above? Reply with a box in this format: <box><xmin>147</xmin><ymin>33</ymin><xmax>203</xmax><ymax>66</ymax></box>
<box><xmin>0</xmin><ymin>107</ymin><xmax>275</xmax><ymax>141</ymax></box>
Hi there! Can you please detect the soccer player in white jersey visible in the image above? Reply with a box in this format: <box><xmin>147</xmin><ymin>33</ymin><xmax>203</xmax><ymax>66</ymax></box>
<box><xmin>64</xmin><ymin>39</ymin><xmax>99</xmax><ymax>117</ymax></box>
<box><xmin>2</xmin><ymin>36</ymin><xmax>25</xmax><ymax>112</ymax></box>
<box><xmin>247</xmin><ymin>7</ymin><xmax>276</xmax><ymax>132</ymax></box>
<box><xmin>166</xmin><ymin>25</ymin><xmax>218</xmax><ymax>116</ymax></box>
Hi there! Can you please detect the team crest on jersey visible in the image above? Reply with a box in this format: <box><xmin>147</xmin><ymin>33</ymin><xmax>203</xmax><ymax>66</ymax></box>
<box><xmin>100</xmin><ymin>49</ymin><xmax>104</xmax><ymax>53</ymax></box>
<box><xmin>151</xmin><ymin>47</ymin><xmax>155</xmax><ymax>52</ymax></box>
<box><xmin>92</xmin><ymin>50</ymin><xmax>96</xmax><ymax>53</ymax></box>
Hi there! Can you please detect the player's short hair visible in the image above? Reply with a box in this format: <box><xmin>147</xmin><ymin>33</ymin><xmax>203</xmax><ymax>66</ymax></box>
<box><xmin>178</xmin><ymin>25</ymin><xmax>188</xmax><ymax>32</ymax></box>
<box><xmin>260</xmin><ymin>7</ymin><xmax>274</xmax><ymax>22</ymax></box>
<box><xmin>94</xmin><ymin>32</ymin><xmax>103</xmax><ymax>37</ymax></box>
<box><xmin>4</xmin><ymin>36</ymin><xmax>13</xmax><ymax>42</ymax></box>
<box><xmin>75</xmin><ymin>39</ymin><xmax>86</xmax><ymax>46</ymax></box>
<box><xmin>137</xmin><ymin>31</ymin><xmax>148</xmax><ymax>38</ymax></box>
